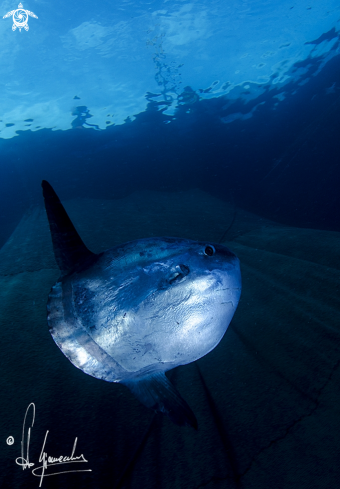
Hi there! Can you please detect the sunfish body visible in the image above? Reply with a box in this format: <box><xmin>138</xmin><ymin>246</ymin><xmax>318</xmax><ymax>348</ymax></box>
<box><xmin>42</xmin><ymin>181</ymin><xmax>242</xmax><ymax>428</ymax></box>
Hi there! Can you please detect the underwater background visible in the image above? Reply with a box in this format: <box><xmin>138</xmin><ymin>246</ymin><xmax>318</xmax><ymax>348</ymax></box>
<box><xmin>1</xmin><ymin>0</ymin><xmax>340</xmax><ymax>487</ymax></box>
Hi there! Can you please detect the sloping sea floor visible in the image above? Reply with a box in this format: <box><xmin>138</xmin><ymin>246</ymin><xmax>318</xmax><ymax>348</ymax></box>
<box><xmin>0</xmin><ymin>189</ymin><xmax>339</xmax><ymax>489</ymax></box>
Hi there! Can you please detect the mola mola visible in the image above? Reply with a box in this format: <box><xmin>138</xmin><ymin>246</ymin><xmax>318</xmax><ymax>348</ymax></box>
<box><xmin>42</xmin><ymin>181</ymin><xmax>242</xmax><ymax>429</ymax></box>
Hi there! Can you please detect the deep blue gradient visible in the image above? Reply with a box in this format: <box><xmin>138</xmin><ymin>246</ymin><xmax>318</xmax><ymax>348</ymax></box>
<box><xmin>1</xmin><ymin>49</ymin><xmax>340</xmax><ymax>247</ymax></box>
<box><xmin>1</xmin><ymin>3</ymin><xmax>340</xmax><ymax>488</ymax></box>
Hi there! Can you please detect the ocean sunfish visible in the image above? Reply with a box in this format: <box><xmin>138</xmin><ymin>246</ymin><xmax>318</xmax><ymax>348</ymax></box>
<box><xmin>42</xmin><ymin>181</ymin><xmax>242</xmax><ymax>429</ymax></box>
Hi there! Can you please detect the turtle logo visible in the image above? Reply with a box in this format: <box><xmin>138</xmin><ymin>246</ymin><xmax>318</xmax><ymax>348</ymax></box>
<box><xmin>3</xmin><ymin>2</ymin><xmax>38</xmax><ymax>32</ymax></box>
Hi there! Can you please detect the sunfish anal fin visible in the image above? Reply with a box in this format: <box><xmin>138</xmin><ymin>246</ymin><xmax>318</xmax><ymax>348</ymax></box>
<box><xmin>123</xmin><ymin>372</ymin><xmax>198</xmax><ymax>429</ymax></box>
<box><xmin>42</xmin><ymin>180</ymin><xmax>96</xmax><ymax>274</ymax></box>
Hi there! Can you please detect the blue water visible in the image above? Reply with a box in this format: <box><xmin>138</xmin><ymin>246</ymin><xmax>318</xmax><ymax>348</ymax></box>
<box><xmin>1</xmin><ymin>50</ymin><xmax>340</xmax><ymax>248</ymax></box>
<box><xmin>1</xmin><ymin>1</ymin><xmax>340</xmax><ymax>488</ymax></box>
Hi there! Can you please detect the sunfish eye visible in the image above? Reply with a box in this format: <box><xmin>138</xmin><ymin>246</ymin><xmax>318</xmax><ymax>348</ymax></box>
<box><xmin>204</xmin><ymin>245</ymin><xmax>215</xmax><ymax>256</ymax></box>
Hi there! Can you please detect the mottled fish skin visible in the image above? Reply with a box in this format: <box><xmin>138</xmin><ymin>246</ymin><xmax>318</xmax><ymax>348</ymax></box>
<box><xmin>42</xmin><ymin>181</ymin><xmax>242</xmax><ymax>428</ymax></box>
<box><xmin>48</xmin><ymin>237</ymin><xmax>241</xmax><ymax>380</ymax></box>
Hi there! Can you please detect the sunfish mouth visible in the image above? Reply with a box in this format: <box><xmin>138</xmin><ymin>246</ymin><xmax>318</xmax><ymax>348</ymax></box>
<box><xmin>42</xmin><ymin>180</ymin><xmax>242</xmax><ymax>428</ymax></box>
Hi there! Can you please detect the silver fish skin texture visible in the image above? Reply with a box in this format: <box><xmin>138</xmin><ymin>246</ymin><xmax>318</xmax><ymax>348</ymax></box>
<box><xmin>47</xmin><ymin>237</ymin><xmax>241</xmax><ymax>384</ymax></box>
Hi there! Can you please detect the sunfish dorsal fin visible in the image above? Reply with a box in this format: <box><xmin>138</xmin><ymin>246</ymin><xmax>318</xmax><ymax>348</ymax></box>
<box><xmin>42</xmin><ymin>180</ymin><xmax>96</xmax><ymax>274</ymax></box>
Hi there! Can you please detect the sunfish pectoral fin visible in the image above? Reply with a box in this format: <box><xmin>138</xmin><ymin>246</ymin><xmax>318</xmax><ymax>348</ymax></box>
<box><xmin>41</xmin><ymin>180</ymin><xmax>96</xmax><ymax>274</ymax></box>
<box><xmin>123</xmin><ymin>372</ymin><xmax>198</xmax><ymax>430</ymax></box>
